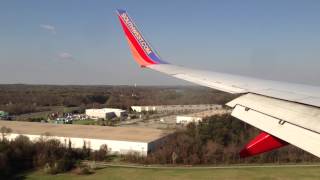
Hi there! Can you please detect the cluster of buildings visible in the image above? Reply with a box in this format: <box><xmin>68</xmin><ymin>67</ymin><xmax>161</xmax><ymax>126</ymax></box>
<box><xmin>47</xmin><ymin>108</ymin><xmax>127</xmax><ymax>124</ymax></box>
<box><xmin>131</xmin><ymin>105</ymin><xmax>227</xmax><ymax>125</ymax></box>
<box><xmin>0</xmin><ymin>104</ymin><xmax>228</xmax><ymax>156</ymax></box>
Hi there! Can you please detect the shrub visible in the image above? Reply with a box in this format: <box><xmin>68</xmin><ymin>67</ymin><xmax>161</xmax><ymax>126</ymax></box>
<box><xmin>74</xmin><ymin>165</ymin><xmax>93</xmax><ymax>175</ymax></box>
<box><xmin>91</xmin><ymin>145</ymin><xmax>109</xmax><ymax>161</ymax></box>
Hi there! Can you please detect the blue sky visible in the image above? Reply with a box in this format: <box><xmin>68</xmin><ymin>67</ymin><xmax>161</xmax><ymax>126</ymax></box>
<box><xmin>1</xmin><ymin>0</ymin><xmax>320</xmax><ymax>85</ymax></box>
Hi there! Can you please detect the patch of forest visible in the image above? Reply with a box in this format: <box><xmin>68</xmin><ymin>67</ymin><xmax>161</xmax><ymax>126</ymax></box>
<box><xmin>0</xmin><ymin>84</ymin><xmax>237</xmax><ymax>115</ymax></box>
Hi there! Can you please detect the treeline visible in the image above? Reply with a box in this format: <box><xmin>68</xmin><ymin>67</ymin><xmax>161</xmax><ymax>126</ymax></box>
<box><xmin>0</xmin><ymin>85</ymin><xmax>236</xmax><ymax>115</ymax></box>
<box><xmin>0</xmin><ymin>135</ymin><xmax>109</xmax><ymax>178</ymax></box>
<box><xmin>124</xmin><ymin>114</ymin><xmax>319</xmax><ymax>165</ymax></box>
<box><xmin>0</xmin><ymin>85</ymin><xmax>111</xmax><ymax>115</ymax></box>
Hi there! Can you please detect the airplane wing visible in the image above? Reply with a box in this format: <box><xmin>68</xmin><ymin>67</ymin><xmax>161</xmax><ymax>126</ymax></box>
<box><xmin>116</xmin><ymin>9</ymin><xmax>320</xmax><ymax>158</ymax></box>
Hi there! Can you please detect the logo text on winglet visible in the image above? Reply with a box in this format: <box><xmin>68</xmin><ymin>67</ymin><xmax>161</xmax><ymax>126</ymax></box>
<box><xmin>120</xmin><ymin>13</ymin><xmax>152</xmax><ymax>55</ymax></box>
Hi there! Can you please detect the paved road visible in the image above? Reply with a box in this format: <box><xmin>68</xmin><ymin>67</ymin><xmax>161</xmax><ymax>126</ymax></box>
<box><xmin>82</xmin><ymin>161</ymin><xmax>320</xmax><ymax>170</ymax></box>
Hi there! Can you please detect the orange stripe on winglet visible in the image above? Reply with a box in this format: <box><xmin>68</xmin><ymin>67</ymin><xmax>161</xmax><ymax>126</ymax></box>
<box><xmin>126</xmin><ymin>37</ymin><xmax>149</xmax><ymax>67</ymax></box>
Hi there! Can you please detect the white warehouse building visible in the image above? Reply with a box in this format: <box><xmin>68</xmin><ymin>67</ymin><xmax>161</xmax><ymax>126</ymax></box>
<box><xmin>0</xmin><ymin>121</ymin><xmax>170</xmax><ymax>156</ymax></box>
<box><xmin>176</xmin><ymin>116</ymin><xmax>203</xmax><ymax>125</ymax></box>
<box><xmin>131</xmin><ymin>106</ymin><xmax>156</xmax><ymax>112</ymax></box>
<box><xmin>131</xmin><ymin>104</ymin><xmax>222</xmax><ymax>113</ymax></box>
<box><xmin>86</xmin><ymin>108</ymin><xmax>127</xmax><ymax>119</ymax></box>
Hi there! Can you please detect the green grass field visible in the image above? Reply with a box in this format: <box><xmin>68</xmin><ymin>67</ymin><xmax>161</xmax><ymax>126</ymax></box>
<box><xmin>25</xmin><ymin>165</ymin><xmax>320</xmax><ymax>180</ymax></box>
<box><xmin>72</xmin><ymin>119</ymin><xmax>96</xmax><ymax>125</ymax></box>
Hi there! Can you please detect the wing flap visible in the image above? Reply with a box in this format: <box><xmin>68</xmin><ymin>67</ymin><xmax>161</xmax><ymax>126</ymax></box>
<box><xmin>239</xmin><ymin>132</ymin><xmax>288</xmax><ymax>158</ymax></box>
<box><xmin>227</xmin><ymin>93</ymin><xmax>320</xmax><ymax>133</ymax></box>
<box><xmin>227</xmin><ymin>93</ymin><xmax>320</xmax><ymax>157</ymax></box>
<box><xmin>231</xmin><ymin>104</ymin><xmax>320</xmax><ymax>157</ymax></box>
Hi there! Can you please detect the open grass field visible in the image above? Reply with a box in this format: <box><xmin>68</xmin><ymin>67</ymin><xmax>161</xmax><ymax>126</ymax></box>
<box><xmin>25</xmin><ymin>165</ymin><xmax>320</xmax><ymax>180</ymax></box>
<box><xmin>72</xmin><ymin>119</ymin><xmax>96</xmax><ymax>125</ymax></box>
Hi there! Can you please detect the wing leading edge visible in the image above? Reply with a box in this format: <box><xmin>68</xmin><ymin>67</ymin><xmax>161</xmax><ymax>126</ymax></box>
<box><xmin>116</xmin><ymin>9</ymin><xmax>320</xmax><ymax>158</ymax></box>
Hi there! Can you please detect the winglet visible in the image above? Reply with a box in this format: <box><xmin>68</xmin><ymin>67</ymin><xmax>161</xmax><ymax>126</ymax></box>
<box><xmin>116</xmin><ymin>9</ymin><xmax>167</xmax><ymax>67</ymax></box>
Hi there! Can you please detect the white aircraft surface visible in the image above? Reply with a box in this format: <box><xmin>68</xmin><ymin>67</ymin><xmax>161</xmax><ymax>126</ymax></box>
<box><xmin>116</xmin><ymin>9</ymin><xmax>320</xmax><ymax>158</ymax></box>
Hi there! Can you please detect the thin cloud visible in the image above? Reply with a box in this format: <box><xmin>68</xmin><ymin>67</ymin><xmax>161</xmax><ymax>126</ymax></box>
<box><xmin>58</xmin><ymin>52</ymin><xmax>74</xmax><ymax>60</ymax></box>
<box><xmin>40</xmin><ymin>24</ymin><xmax>56</xmax><ymax>34</ymax></box>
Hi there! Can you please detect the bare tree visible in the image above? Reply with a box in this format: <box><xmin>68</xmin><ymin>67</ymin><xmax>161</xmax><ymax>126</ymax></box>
<box><xmin>0</xmin><ymin>126</ymin><xmax>12</xmax><ymax>141</ymax></box>
<box><xmin>172</xmin><ymin>151</ymin><xmax>177</xmax><ymax>164</ymax></box>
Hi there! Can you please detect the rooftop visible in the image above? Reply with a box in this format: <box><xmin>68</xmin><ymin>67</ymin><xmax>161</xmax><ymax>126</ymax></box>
<box><xmin>0</xmin><ymin>121</ymin><xmax>170</xmax><ymax>143</ymax></box>
<box><xmin>86</xmin><ymin>108</ymin><xmax>126</xmax><ymax>112</ymax></box>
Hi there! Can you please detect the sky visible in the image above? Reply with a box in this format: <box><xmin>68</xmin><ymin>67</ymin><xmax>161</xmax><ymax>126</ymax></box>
<box><xmin>1</xmin><ymin>0</ymin><xmax>320</xmax><ymax>86</ymax></box>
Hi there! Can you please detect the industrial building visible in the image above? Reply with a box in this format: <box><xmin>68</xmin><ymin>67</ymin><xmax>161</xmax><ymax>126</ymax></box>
<box><xmin>176</xmin><ymin>108</ymin><xmax>231</xmax><ymax>125</ymax></box>
<box><xmin>0</xmin><ymin>121</ymin><xmax>170</xmax><ymax>156</ymax></box>
<box><xmin>176</xmin><ymin>116</ymin><xmax>202</xmax><ymax>124</ymax></box>
<box><xmin>85</xmin><ymin>108</ymin><xmax>127</xmax><ymax>120</ymax></box>
<box><xmin>131</xmin><ymin>106</ymin><xmax>155</xmax><ymax>112</ymax></box>
<box><xmin>131</xmin><ymin>104</ymin><xmax>222</xmax><ymax>113</ymax></box>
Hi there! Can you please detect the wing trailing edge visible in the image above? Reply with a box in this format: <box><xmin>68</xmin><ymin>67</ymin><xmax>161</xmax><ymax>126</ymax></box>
<box><xmin>227</xmin><ymin>93</ymin><xmax>320</xmax><ymax>158</ymax></box>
